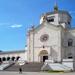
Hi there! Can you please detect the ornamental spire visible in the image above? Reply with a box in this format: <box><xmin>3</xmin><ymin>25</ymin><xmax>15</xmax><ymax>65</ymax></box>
<box><xmin>54</xmin><ymin>0</ymin><xmax>58</xmax><ymax>12</ymax></box>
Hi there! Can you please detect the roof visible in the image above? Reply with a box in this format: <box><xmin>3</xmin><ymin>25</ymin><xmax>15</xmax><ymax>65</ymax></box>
<box><xmin>41</xmin><ymin>10</ymin><xmax>71</xmax><ymax>18</ymax></box>
<box><xmin>29</xmin><ymin>22</ymin><xmax>63</xmax><ymax>35</ymax></box>
<box><xmin>0</xmin><ymin>50</ymin><xmax>26</xmax><ymax>54</ymax></box>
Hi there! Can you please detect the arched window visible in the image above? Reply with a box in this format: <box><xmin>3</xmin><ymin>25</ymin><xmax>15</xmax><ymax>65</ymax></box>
<box><xmin>68</xmin><ymin>39</ymin><xmax>73</xmax><ymax>46</ymax></box>
<box><xmin>46</xmin><ymin>16</ymin><xmax>54</xmax><ymax>22</ymax></box>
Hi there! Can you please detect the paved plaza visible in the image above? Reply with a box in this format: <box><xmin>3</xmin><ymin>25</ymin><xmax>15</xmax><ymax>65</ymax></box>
<box><xmin>0</xmin><ymin>71</ymin><xmax>75</xmax><ymax>75</ymax></box>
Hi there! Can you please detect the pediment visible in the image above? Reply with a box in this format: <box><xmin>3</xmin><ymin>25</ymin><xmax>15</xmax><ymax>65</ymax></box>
<box><xmin>29</xmin><ymin>22</ymin><xmax>63</xmax><ymax>34</ymax></box>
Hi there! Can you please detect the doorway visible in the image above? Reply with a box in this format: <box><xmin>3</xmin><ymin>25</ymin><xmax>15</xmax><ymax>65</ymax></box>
<box><xmin>43</xmin><ymin>56</ymin><xmax>48</xmax><ymax>62</ymax></box>
<box><xmin>39</xmin><ymin>50</ymin><xmax>48</xmax><ymax>62</ymax></box>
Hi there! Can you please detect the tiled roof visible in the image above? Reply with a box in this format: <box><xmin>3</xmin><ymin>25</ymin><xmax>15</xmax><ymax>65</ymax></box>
<box><xmin>0</xmin><ymin>50</ymin><xmax>26</xmax><ymax>54</ymax></box>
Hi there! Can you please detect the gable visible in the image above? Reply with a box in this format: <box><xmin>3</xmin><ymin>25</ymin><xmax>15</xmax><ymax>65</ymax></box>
<box><xmin>30</xmin><ymin>22</ymin><xmax>62</xmax><ymax>34</ymax></box>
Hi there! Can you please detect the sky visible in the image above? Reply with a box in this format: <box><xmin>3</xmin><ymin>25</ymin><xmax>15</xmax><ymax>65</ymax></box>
<box><xmin>0</xmin><ymin>0</ymin><xmax>75</xmax><ymax>51</ymax></box>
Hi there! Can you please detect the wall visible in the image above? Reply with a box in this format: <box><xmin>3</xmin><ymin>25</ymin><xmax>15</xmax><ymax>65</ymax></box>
<box><xmin>0</xmin><ymin>51</ymin><xmax>27</xmax><ymax>61</ymax></box>
<box><xmin>27</xmin><ymin>23</ymin><xmax>62</xmax><ymax>62</ymax></box>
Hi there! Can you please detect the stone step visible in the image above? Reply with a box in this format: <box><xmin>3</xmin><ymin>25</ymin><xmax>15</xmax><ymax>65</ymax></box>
<box><xmin>4</xmin><ymin>62</ymin><xmax>43</xmax><ymax>72</ymax></box>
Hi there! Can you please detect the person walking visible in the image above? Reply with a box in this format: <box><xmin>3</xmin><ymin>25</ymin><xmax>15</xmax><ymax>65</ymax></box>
<box><xmin>19</xmin><ymin>67</ymin><xmax>22</xmax><ymax>74</ymax></box>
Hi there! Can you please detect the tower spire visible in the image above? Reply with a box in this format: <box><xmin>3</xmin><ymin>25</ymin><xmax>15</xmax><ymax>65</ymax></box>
<box><xmin>54</xmin><ymin>0</ymin><xmax>58</xmax><ymax>12</ymax></box>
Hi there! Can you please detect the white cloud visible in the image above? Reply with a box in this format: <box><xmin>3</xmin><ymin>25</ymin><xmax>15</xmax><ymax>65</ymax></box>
<box><xmin>10</xmin><ymin>24</ymin><xmax>23</xmax><ymax>28</ymax></box>
<box><xmin>0</xmin><ymin>23</ymin><xmax>23</xmax><ymax>29</ymax></box>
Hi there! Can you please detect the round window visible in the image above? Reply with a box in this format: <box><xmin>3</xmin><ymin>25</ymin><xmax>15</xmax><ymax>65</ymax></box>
<box><xmin>40</xmin><ymin>34</ymin><xmax>49</xmax><ymax>42</ymax></box>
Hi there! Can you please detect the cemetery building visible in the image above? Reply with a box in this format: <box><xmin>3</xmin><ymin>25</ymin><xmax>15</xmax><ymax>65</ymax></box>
<box><xmin>0</xmin><ymin>4</ymin><xmax>75</xmax><ymax>71</ymax></box>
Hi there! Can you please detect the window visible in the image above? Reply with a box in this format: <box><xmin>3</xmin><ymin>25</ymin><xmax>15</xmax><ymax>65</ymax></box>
<box><xmin>68</xmin><ymin>53</ymin><xmax>73</xmax><ymax>59</ymax></box>
<box><xmin>46</xmin><ymin>17</ymin><xmax>54</xmax><ymax>22</ymax></box>
<box><xmin>68</xmin><ymin>39</ymin><xmax>73</xmax><ymax>46</ymax></box>
<box><xmin>40</xmin><ymin>34</ymin><xmax>49</xmax><ymax>42</ymax></box>
<box><xmin>68</xmin><ymin>22</ymin><xmax>70</xmax><ymax>25</ymax></box>
<box><xmin>68</xmin><ymin>56</ymin><xmax>73</xmax><ymax>59</ymax></box>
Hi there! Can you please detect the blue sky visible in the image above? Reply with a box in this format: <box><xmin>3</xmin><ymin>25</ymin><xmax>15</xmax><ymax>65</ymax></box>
<box><xmin>0</xmin><ymin>0</ymin><xmax>75</xmax><ymax>51</ymax></box>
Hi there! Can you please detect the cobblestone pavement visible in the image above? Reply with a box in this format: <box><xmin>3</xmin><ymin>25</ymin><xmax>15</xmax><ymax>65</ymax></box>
<box><xmin>0</xmin><ymin>71</ymin><xmax>75</xmax><ymax>75</ymax></box>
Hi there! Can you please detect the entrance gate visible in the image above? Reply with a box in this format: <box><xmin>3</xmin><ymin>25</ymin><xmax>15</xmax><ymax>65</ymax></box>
<box><xmin>39</xmin><ymin>50</ymin><xmax>48</xmax><ymax>62</ymax></box>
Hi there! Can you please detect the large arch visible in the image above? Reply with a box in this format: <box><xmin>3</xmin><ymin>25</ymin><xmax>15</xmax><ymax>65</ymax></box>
<box><xmin>11</xmin><ymin>57</ymin><xmax>15</xmax><ymax>61</ymax></box>
<box><xmin>7</xmin><ymin>57</ymin><xmax>10</xmax><ymax>61</ymax></box>
<box><xmin>16</xmin><ymin>56</ymin><xmax>20</xmax><ymax>61</ymax></box>
<box><xmin>2</xmin><ymin>57</ymin><xmax>6</xmax><ymax>61</ymax></box>
<box><xmin>39</xmin><ymin>50</ymin><xmax>48</xmax><ymax>62</ymax></box>
<box><xmin>0</xmin><ymin>58</ymin><xmax>2</xmax><ymax>63</ymax></box>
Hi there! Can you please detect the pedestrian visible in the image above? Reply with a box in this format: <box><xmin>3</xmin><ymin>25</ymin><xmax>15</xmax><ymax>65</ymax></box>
<box><xmin>19</xmin><ymin>67</ymin><xmax>22</xmax><ymax>74</ymax></box>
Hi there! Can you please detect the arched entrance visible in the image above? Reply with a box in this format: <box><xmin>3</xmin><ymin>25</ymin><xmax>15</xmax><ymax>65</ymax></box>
<box><xmin>16</xmin><ymin>56</ymin><xmax>20</xmax><ymax>60</ymax></box>
<box><xmin>39</xmin><ymin>50</ymin><xmax>48</xmax><ymax>62</ymax></box>
<box><xmin>7</xmin><ymin>57</ymin><xmax>10</xmax><ymax>61</ymax></box>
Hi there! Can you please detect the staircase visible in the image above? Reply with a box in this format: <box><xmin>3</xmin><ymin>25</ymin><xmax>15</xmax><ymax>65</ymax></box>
<box><xmin>4</xmin><ymin>62</ymin><xmax>43</xmax><ymax>72</ymax></box>
<box><xmin>41</xmin><ymin>63</ymin><xmax>72</xmax><ymax>71</ymax></box>
<box><xmin>48</xmin><ymin>63</ymin><xmax>71</xmax><ymax>71</ymax></box>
